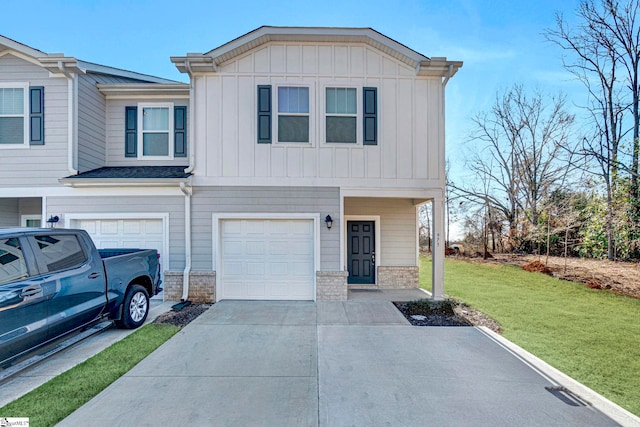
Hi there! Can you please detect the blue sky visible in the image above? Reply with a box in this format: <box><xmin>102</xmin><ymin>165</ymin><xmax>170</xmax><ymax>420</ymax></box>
<box><xmin>3</xmin><ymin>0</ymin><xmax>585</xmax><ymax>178</ymax></box>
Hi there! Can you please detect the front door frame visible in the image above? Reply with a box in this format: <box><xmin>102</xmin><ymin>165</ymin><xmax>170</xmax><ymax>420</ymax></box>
<box><xmin>343</xmin><ymin>215</ymin><xmax>381</xmax><ymax>286</ymax></box>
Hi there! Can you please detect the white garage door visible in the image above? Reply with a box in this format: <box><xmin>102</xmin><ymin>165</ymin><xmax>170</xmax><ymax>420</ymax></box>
<box><xmin>70</xmin><ymin>218</ymin><xmax>165</xmax><ymax>283</ymax></box>
<box><xmin>219</xmin><ymin>219</ymin><xmax>315</xmax><ymax>300</ymax></box>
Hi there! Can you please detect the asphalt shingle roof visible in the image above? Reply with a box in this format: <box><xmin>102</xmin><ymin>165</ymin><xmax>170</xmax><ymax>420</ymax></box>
<box><xmin>65</xmin><ymin>166</ymin><xmax>190</xmax><ymax>180</ymax></box>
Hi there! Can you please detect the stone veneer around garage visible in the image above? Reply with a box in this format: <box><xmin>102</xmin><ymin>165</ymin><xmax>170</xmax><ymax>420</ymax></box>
<box><xmin>163</xmin><ymin>271</ymin><xmax>216</xmax><ymax>303</ymax></box>
<box><xmin>377</xmin><ymin>266</ymin><xmax>419</xmax><ymax>289</ymax></box>
<box><xmin>316</xmin><ymin>271</ymin><xmax>349</xmax><ymax>301</ymax></box>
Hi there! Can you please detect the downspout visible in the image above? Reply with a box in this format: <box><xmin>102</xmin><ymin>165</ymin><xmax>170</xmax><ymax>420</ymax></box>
<box><xmin>184</xmin><ymin>59</ymin><xmax>195</xmax><ymax>174</ymax></box>
<box><xmin>57</xmin><ymin>61</ymin><xmax>78</xmax><ymax>175</ymax></box>
<box><xmin>180</xmin><ymin>182</ymin><xmax>192</xmax><ymax>302</ymax></box>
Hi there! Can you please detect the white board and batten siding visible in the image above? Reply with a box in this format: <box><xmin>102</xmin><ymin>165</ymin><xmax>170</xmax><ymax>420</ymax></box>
<box><xmin>0</xmin><ymin>54</ymin><xmax>70</xmax><ymax>187</ymax></box>
<box><xmin>191</xmin><ymin>43</ymin><xmax>444</xmax><ymax>189</ymax></box>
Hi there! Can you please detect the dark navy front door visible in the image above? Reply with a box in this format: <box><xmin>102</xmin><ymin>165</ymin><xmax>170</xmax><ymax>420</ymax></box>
<box><xmin>347</xmin><ymin>221</ymin><xmax>375</xmax><ymax>284</ymax></box>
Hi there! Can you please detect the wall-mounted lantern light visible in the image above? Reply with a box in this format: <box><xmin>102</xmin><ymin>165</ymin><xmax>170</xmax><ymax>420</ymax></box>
<box><xmin>47</xmin><ymin>215</ymin><xmax>60</xmax><ymax>228</ymax></box>
<box><xmin>324</xmin><ymin>215</ymin><xmax>333</xmax><ymax>230</ymax></box>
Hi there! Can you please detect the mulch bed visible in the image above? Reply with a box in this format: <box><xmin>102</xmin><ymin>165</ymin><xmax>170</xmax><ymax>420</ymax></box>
<box><xmin>394</xmin><ymin>299</ymin><xmax>502</xmax><ymax>333</ymax></box>
<box><xmin>152</xmin><ymin>300</ymin><xmax>503</xmax><ymax>335</ymax></box>
<box><xmin>153</xmin><ymin>303</ymin><xmax>212</xmax><ymax>328</ymax></box>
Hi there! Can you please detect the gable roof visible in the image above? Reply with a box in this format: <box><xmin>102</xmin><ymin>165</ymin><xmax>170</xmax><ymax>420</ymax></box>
<box><xmin>171</xmin><ymin>26</ymin><xmax>462</xmax><ymax>78</ymax></box>
<box><xmin>0</xmin><ymin>34</ymin><xmax>177</xmax><ymax>84</ymax></box>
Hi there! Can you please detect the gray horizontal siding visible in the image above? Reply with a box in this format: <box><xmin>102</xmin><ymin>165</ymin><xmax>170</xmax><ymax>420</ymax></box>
<box><xmin>77</xmin><ymin>74</ymin><xmax>106</xmax><ymax>172</ymax></box>
<box><xmin>344</xmin><ymin>197</ymin><xmax>417</xmax><ymax>266</ymax></box>
<box><xmin>0</xmin><ymin>198</ymin><xmax>19</xmax><ymax>227</ymax></box>
<box><xmin>46</xmin><ymin>195</ymin><xmax>185</xmax><ymax>270</ymax></box>
<box><xmin>0</xmin><ymin>54</ymin><xmax>70</xmax><ymax>186</ymax></box>
<box><xmin>192</xmin><ymin>186</ymin><xmax>340</xmax><ymax>271</ymax></box>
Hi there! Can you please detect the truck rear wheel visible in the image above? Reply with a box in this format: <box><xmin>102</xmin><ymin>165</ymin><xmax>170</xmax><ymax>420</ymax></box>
<box><xmin>116</xmin><ymin>285</ymin><xmax>149</xmax><ymax>329</ymax></box>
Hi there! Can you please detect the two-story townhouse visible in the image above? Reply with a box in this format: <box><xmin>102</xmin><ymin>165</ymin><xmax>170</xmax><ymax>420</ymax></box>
<box><xmin>0</xmin><ymin>27</ymin><xmax>460</xmax><ymax>303</ymax></box>
<box><xmin>168</xmin><ymin>26</ymin><xmax>461</xmax><ymax>302</ymax></box>
<box><xmin>0</xmin><ymin>36</ymin><xmax>190</xmax><ymax>289</ymax></box>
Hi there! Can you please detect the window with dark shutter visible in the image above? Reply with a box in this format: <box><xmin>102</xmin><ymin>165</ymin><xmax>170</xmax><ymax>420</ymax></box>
<box><xmin>174</xmin><ymin>106</ymin><xmax>187</xmax><ymax>157</ymax></box>
<box><xmin>125</xmin><ymin>106</ymin><xmax>137</xmax><ymax>157</ymax></box>
<box><xmin>257</xmin><ymin>85</ymin><xmax>272</xmax><ymax>143</ymax></box>
<box><xmin>29</xmin><ymin>86</ymin><xmax>45</xmax><ymax>145</ymax></box>
<box><xmin>363</xmin><ymin>87</ymin><xmax>377</xmax><ymax>146</ymax></box>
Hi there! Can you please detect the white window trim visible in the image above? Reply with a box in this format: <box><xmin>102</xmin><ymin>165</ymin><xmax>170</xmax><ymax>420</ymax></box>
<box><xmin>0</xmin><ymin>82</ymin><xmax>30</xmax><ymax>149</ymax></box>
<box><xmin>322</xmin><ymin>85</ymin><xmax>362</xmax><ymax>146</ymax></box>
<box><xmin>137</xmin><ymin>102</ymin><xmax>174</xmax><ymax>160</ymax></box>
<box><xmin>21</xmin><ymin>215</ymin><xmax>42</xmax><ymax>227</ymax></box>
<box><xmin>274</xmin><ymin>84</ymin><xmax>314</xmax><ymax>146</ymax></box>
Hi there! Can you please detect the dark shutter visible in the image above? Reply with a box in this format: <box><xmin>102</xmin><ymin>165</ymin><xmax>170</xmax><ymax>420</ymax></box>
<box><xmin>125</xmin><ymin>106</ymin><xmax>137</xmax><ymax>157</ymax></box>
<box><xmin>29</xmin><ymin>86</ymin><xmax>45</xmax><ymax>145</ymax></box>
<box><xmin>363</xmin><ymin>87</ymin><xmax>377</xmax><ymax>146</ymax></box>
<box><xmin>257</xmin><ymin>85</ymin><xmax>272</xmax><ymax>144</ymax></box>
<box><xmin>174</xmin><ymin>106</ymin><xmax>187</xmax><ymax>157</ymax></box>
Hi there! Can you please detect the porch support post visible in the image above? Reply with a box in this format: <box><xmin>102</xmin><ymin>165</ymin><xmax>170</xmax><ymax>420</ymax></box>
<box><xmin>431</xmin><ymin>195</ymin><xmax>445</xmax><ymax>300</ymax></box>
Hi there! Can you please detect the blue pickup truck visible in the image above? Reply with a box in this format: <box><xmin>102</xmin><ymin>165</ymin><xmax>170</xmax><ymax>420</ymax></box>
<box><xmin>0</xmin><ymin>228</ymin><xmax>162</xmax><ymax>367</ymax></box>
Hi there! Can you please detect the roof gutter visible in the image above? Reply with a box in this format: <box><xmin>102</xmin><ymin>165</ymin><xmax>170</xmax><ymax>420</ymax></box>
<box><xmin>180</xmin><ymin>182</ymin><xmax>193</xmax><ymax>302</ymax></box>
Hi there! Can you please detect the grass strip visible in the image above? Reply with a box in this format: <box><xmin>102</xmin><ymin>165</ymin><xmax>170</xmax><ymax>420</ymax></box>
<box><xmin>0</xmin><ymin>323</ymin><xmax>179</xmax><ymax>427</ymax></box>
<box><xmin>420</xmin><ymin>256</ymin><xmax>640</xmax><ymax>416</ymax></box>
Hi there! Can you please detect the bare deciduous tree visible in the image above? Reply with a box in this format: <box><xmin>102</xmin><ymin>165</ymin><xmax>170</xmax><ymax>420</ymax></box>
<box><xmin>545</xmin><ymin>0</ymin><xmax>633</xmax><ymax>260</ymax></box>
<box><xmin>453</xmin><ymin>85</ymin><xmax>575</xmax><ymax>252</ymax></box>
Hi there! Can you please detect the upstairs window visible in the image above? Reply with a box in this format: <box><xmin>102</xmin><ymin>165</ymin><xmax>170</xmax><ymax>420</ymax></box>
<box><xmin>326</xmin><ymin>88</ymin><xmax>357</xmax><ymax>143</ymax></box>
<box><xmin>277</xmin><ymin>87</ymin><xmax>309</xmax><ymax>143</ymax></box>
<box><xmin>125</xmin><ymin>103</ymin><xmax>186</xmax><ymax>159</ymax></box>
<box><xmin>140</xmin><ymin>104</ymin><xmax>172</xmax><ymax>157</ymax></box>
<box><xmin>0</xmin><ymin>85</ymin><xmax>28</xmax><ymax>146</ymax></box>
<box><xmin>0</xmin><ymin>84</ymin><xmax>44</xmax><ymax>147</ymax></box>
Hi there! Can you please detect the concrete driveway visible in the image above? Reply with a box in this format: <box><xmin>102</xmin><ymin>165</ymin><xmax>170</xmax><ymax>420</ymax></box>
<box><xmin>60</xmin><ymin>299</ymin><xmax>627</xmax><ymax>426</ymax></box>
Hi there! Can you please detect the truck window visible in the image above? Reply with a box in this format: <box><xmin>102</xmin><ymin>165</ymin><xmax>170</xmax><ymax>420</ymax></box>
<box><xmin>33</xmin><ymin>234</ymin><xmax>88</xmax><ymax>272</ymax></box>
<box><xmin>0</xmin><ymin>237</ymin><xmax>28</xmax><ymax>285</ymax></box>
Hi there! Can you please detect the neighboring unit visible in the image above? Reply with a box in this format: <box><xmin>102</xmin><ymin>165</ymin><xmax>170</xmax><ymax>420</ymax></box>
<box><xmin>0</xmin><ymin>27</ymin><xmax>462</xmax><ymax>302</ymax></box>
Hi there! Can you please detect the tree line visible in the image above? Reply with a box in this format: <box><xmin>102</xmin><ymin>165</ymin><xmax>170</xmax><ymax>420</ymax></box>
<box><xmin>450</xmin><ymin>0</ymin><xmax>640</xmax><ymax>261</ymax></box>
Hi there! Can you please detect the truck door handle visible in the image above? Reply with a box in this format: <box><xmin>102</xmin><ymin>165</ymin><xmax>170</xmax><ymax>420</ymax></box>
<box><xmin>88</xmin><ymin>272</ymin><xmax>101</xmax><ymax>279</ymax></box>
<box><xmin>20</xmin><ymin>286</ymin><xmax>42</xmax><ymax>298</ymax></box>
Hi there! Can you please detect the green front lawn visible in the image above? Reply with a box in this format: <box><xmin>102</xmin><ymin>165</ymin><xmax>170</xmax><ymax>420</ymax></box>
<box><xmin>420</xmin><ymin>256</ymin><xmax>640</xmax><ymax>416</ymax></box>
<box><xmin>0</xmin><ymin>323</ymin><xmax>179</xmax><ymax>427</ymax></box>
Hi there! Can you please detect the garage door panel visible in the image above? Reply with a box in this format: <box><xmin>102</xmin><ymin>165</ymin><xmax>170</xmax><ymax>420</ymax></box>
<box><xmin>223</xmin><ymin>240</ymin><xmax>243</xmax><ymax>256</ymax></box>
<box><xmin>100</xmin><ymin>220</ymin><xmax>119</xmax><ymax>234</ymax></box>
<box><xmin>246</xmin><ymin>241</ymin><xmax>265</xmax><ymax>255</ymax></box>
<box><xmin>219</xmin><ymin>219</ymin><xmax>314</xmax><ymax>300</ymax></box>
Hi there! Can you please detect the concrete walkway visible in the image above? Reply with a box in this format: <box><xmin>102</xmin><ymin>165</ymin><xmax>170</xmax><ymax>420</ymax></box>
<box><xmin>58</xmin><ymin>298</ymin><xmax>635</xmax><ymax>427</ymax></box>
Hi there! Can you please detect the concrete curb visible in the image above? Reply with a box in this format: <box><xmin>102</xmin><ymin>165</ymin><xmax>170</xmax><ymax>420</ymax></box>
<box><xmin>477</xmin><ymin>326</ymin><xmax>640</xmax><ymax>427</ymax></box>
